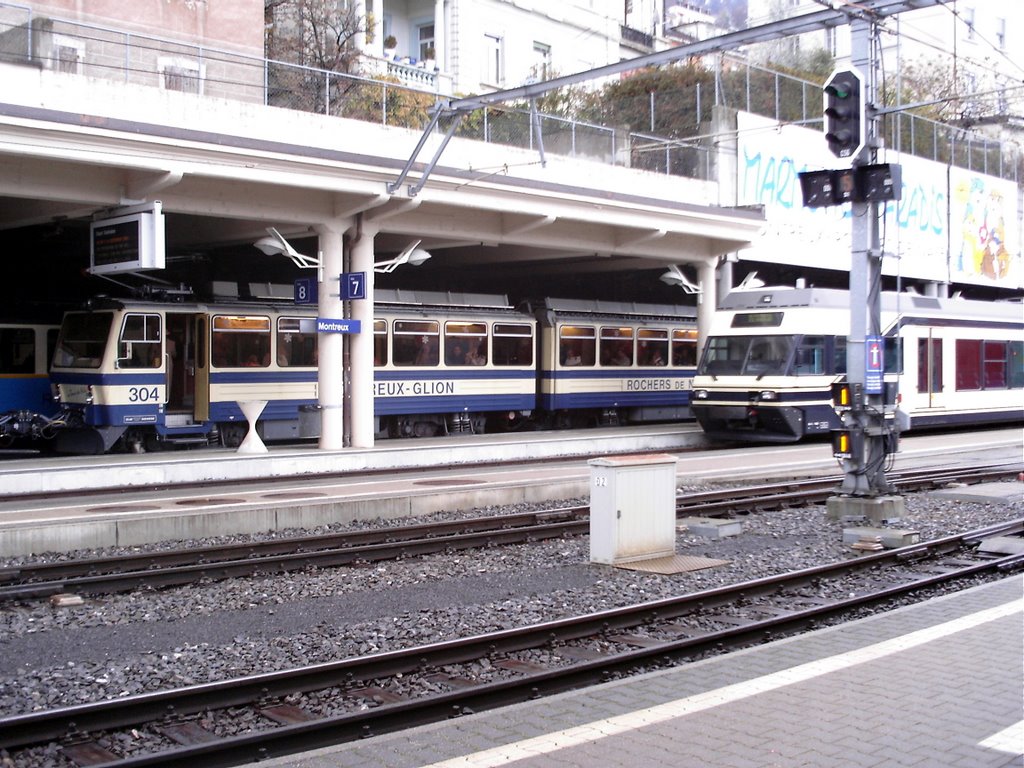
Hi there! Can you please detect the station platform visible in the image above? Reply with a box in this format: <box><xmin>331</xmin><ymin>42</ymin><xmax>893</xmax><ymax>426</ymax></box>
<box><xmin>2</xmin><ymin>427</ymin><xmax>1021</xmax><ymax>558</ymax></box>
<box><xmin>0</xmin><ymin>424</ymin><xmax>710</xmax><ymax>498</ymax></box>
<box><xmin>0</xmin><ymin>425</ymin><xmax>714</xmax><ymax>557</ymax></box>
<box><xmin>263</xmin><ymin>575</ymin><xmax>1024</xmax><ymax>768</ymax></box>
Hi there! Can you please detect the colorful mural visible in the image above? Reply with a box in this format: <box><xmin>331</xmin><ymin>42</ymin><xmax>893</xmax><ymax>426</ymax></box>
<box><xmin>949</xmin><ymin>169</ymin><xmax>1021</xmax><ymax>287</ymax></box>
<box><xmin>735</xmin><ymin>112</ymin><xmax>1023</xmax><ymax>290</ymax></box>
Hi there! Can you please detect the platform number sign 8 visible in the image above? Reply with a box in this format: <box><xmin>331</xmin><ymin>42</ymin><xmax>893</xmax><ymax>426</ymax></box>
<box><xmin>294</xmin><ymin>278</ymin><xmax>318</xmax><ymax>305</ymax></box>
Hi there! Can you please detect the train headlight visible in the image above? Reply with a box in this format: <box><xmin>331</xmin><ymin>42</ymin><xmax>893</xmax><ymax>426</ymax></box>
<box><xmin>757</xmin><ymin>390</ymin><xmax>778</xmax><ymax>401</ymax></box>
<box><xmin>693</xmin><ymin>389</ymin><xmax>709</xmax><ymax>400</ymax></box>
<box><xmin>85</xmin><ymin>385</ymin><xmax>94</xmax><ymax>405</ymax></box>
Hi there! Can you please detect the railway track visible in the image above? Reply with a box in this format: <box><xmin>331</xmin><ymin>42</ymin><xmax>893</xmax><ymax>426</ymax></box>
<box><xmin>1</xmin><ymin>463</ymin><xmax>1019</xmax><ymax>602</ymax></box>
<box><xmin>2</xmin><ymin>519</ymin><xmax>1021</xmax><ymax>766</ymax></box>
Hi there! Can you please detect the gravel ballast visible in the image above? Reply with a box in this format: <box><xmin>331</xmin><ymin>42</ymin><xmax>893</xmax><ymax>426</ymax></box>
<box><xmin>0</xmin><ymin>486</ymin><xmax>1020</xmax><ymax>722</ymax></box>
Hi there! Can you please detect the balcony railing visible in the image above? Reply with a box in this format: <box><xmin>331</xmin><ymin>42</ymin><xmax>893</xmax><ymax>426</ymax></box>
<box><xmin>0</xmin><ymin>2</ymin><xmax>1016</xmax><ymax>183</ymax></box>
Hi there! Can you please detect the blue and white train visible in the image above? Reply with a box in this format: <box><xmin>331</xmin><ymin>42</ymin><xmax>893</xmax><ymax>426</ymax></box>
<box><xmin>0</xmin><ymin>321</ymin><xmax>62</xmax><ymax>444</ymax></box>
<box><xmin>46</xmin><ymin>291</ymin><xmax>700</xmax><ymax>453</ymax></box>
<box><xmin>690</xmin><ymin>286</ymin><xmax>1024</xmax><ymax>443</ymax></box>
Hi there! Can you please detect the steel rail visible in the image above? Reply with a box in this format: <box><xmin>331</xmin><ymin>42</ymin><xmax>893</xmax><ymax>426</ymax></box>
<box><xmin>0</xmin><ymin>463</ymin><xmax>1018</xmax><ymax>602</ymax></box>
<box><xmin>1</xmin><ymin>518</ymin><xmax>1020</xmax><ymax>757</ymax></box>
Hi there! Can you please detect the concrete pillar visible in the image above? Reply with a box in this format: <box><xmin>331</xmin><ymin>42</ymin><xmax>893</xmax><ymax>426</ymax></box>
<box><xmin>353</xmin><ymin>0</ymin><xmax>367</xmax><ymax>55</ymax></box>
<box><xmin>317</xmin><ymin>223</ymin><xmax>346</xmax><ymax>450</ymax></box>
<box><xmin>349</xmin><ymin>224</ymin><xmax>378</xmax><ymax>448</ymax></box>
<box><xmin>433</xmin><ymin>0</ymin><xmax>445</xmax><ymax>71</ymax></box>
<box><xmin>696</xmin><ymin>259</ymin><xmax>717</xmax><ymax>356</ymax></box>
<box><xmin>372</xmin><ymin>0</ymin><xmax>384</xmax><ymax>58</ymax></box>
<box><xmin>717</xmin><ymin>257</ymin><xmax>734</xmax><ymax>304</ymax></box>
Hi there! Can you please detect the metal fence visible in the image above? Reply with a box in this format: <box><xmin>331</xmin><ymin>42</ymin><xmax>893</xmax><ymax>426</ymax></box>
<box><xmin>0</xmin><ymin>2</ymin><xmax>1017</xmax><ymax>184</ymax></box>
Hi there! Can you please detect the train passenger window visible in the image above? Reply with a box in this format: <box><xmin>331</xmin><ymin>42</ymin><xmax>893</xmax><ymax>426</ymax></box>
<box><xmin>955</xmin><ymin>339</ymin><xmax>982</xmax><ymax>390</ymax></box>
<box><xmin>393</xmin><ymin>320</ymin><xmax>439</xmax><ymax>366</ymax></box>
<box><xmin>884</xmin><ymin>338</ymin><xmax>902</xmax><ymax>374</ymax></box>
<box><xmin>917</xmin><ymin>338</ymin><xmax>943</xmax><ymax>393</ymax></box>
<box><xmin>277</xmin><ymin>317</ymin><xmax>318</xmax><ymax>367</ymax></box>
<box><xmin>983</xmin><ymin>340</ymin><xmax>1008</xmax><ymax>388</ymax></box>
<box><xmin>54</xmin><ymin>312</ymin><xmax>113</xmax><ymax>368</ymax></box>
<box><xmin>792</xmin><ymin>336</ymin><xmax>826</xmax><ymax>375</ymax></box>
<box><xmin>0</xmin><ymin>328</ymin><xmax>35</xmax><ymax>373</ymax></box>
<box><xmin>1009</xmin><ymin>342</ymin><xmax>1024</xmax><ymax>389</ymax></box>
<box><xmin>373</xmin><ymin>320</ymin><xmax>387</xmax><ymax>366</ymax></box>
<box><xmin>637</xmin><ymin>328</ymin><xmax>668</xmax><ymax>366</ymax></box>
<box><xmin>832</xmin><ymin>337</ymin><xmax>848</xmax><ymax>374</ymax></box>
<box><xmin>559</xmin><ymin>325</ymin><xmax>595</xmax><ymax>366</ymax></box>
<box><xmin>671</xmin><ymin>329</ymin><xmax>697</xmax><ymax>367</ymax></box>
<box><xmin>118</xmin><ymin>314</ymin><xmax>162</xmax><ymax>369</ymax></box>
<box><xmin>600</xmin><ymin>327</ymin><xmax>633</xmax><ymax>366</ymax></box>
<box><xmin>212</xmin><ymin>315</ymin><xmax>271</xmax><ymax>368</ymax></box>
<box><xmin>493</xmin><ymin>323</ymin><xmax>533</xmax><ymax>366</ymax></box>
<box><xmin>445</xmin><ymin>322</ymin><xmax>487</xmax><ymax>366</ymax></box>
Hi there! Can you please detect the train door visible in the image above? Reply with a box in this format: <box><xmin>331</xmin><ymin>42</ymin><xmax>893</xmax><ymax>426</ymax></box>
<box><xmin>164</xmin><ymin>313</ymin><xmax>206</xmax><ymax>421</ymax></box>
<box><xmin>915</xmin><ymin>331</ymin><xmax>944</xmax><ymax>410</ymax></box>
<box><xmin>192</xmin><ymin>314</ymin><xmax>210</xmax><ymax>421</ymax></box>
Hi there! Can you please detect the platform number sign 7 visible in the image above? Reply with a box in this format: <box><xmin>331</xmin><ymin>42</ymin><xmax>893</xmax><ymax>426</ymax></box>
<box><xmin>341</xmin><ymin>271</ymin><xmax>367</xmax><ymax>300</ymax></box>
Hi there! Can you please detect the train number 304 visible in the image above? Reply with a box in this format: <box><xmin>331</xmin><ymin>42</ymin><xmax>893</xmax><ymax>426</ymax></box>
<box><xmin>128</xmin><ymin>386</ymin><xmax>161</xmax><ymax>402</ymax></box>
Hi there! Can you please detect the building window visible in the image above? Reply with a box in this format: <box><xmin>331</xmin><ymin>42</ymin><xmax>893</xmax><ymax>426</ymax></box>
<box><xmin>531</xmin><ymin>42</ymin><xmax>551</xmax><ymax>80</ymax></box>
<box><xmin>417</xmin><ymin>23</ymin><xmax>435</xmax><ymax>61</ymax></box>
<box><xmin>963</xmin><ymin>7</ymin><xmax>975</xmax><ymax>41</ymax></box>
<box><xmin>160</xmin><ymin>57</ymin><xmax>202</xmax><ymax>94</ymax></box>
<box><xmin>52</xmin><ymin>35</ymin><xmax>83</xmax><ymax>74</ymax></box>
<box><xmin>483</xmin><ymin>33</ymin><xmax>503</xmax><ymax>86</ymax></box>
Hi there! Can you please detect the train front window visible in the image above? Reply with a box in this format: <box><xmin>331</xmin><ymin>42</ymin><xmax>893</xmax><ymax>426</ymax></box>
<box><xmin>745</xmin><ymin>336</ymin><xmax>792</xmax><ymax>375</ymax></box>
<box><xmin>118</xmin><ymin>314</ymin><xmax>162</xmax><ymax>369</ymax></box>
<box><xmin>53</xmin><ymin>312</ymin><xmax>113</xmax><ymax>369</ymax></box>
<box><xmin>699</xmin><ymin>335</ymin><xmax>793</xmax><ymax>376</ymax></box>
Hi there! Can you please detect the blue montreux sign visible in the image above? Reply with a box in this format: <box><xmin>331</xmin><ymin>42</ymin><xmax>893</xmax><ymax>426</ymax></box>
<box><xmin>317</xmin><ymin>318</ymin><xmax>361</xmax><ymax>334</ymax></box>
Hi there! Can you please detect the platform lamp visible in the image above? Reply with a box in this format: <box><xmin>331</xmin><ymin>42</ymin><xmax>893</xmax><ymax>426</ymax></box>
<box><xmin>374</xmin><ymin>239</ymin><xmax>432</xmax><ymax>274</ymax></box>
<box><xmin>659</xmin><ymin>264</ymin><xmax>701</xmax><ymax>294</ymax></box>
<box><xmin>253</xmin><ymin>227</ymin><xmax>322</xmax><ymax>271</ymax></box>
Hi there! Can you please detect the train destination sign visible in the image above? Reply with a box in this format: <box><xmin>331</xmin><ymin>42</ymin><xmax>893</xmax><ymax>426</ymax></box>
<box><xmin>89</xmin><ymin>202</ymin><xmax>166</xmax><ymax>275</ymax></box>
<box><xmin>317</xmin><ymin>318</ymin><xmax>361</xmax><ymax>334</ymax></box>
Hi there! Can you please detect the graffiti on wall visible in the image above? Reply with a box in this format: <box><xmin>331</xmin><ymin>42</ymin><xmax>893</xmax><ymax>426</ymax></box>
<box><xmin>735</xmin><ymin>112</ymin><xmax>1022</xmax><ymax>289</ymax></box>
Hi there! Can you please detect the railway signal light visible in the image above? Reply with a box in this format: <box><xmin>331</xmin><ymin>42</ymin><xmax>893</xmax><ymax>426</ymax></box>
<box><xmin>823</xmin><ymin>68</ymin><xmax>865</xmax><ymax>159</ymax></box>
<box><xmin>831</xmin><ymin>381</ymin><xmax>862</xmax><ymax>410</ymax></box>
<box><xmin>831</xmin><ymin>428</ymin><xmax>863</xmax><ymax>460</ymax></box>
